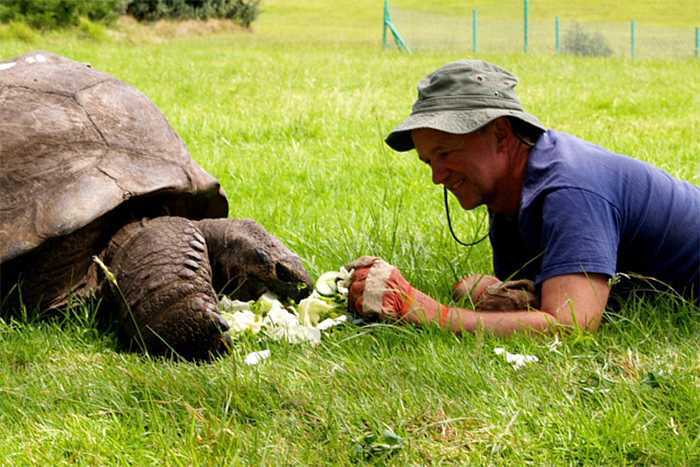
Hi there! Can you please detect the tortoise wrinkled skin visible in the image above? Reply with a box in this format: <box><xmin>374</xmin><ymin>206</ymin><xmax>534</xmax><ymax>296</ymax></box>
<box><xmin>0</xmin><ymin>52</ymin><xmax>312</xmax><ymax>361</ymax></box>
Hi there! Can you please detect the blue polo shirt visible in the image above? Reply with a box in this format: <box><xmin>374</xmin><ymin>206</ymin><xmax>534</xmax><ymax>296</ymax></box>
<box><xmin>490</xmin><ymin>130</ymin><xmax>700</xmax><ymax>299</ymax></box>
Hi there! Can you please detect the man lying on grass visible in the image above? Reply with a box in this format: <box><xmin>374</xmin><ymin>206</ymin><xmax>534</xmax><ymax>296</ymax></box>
<box><xmin>347</xmin><ymin>59</ymin><xmax>699</xmax><ymax>335</ymax></box>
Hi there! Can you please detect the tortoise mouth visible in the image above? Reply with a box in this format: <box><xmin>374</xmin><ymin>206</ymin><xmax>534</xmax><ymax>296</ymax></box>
<box><xmin>267</xmin><ymin>279</ymin><xmax>313</xmax><ymax>303</ymax></box>
<box><xmin>220</xmin><ymin>277</ymin><xmax>311</xmax><ymax>303</ymax></box>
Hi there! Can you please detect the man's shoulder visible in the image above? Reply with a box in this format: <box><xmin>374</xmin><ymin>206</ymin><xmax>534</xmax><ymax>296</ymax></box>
<box><xmin>529</xmin><ymin>130</ymin><xmax>627</xmax><ymax>178</ymax></box>
<box><xmin>523</xmin><ymin>131</ymin><xmax>603</xmax><ymax>207</ymax></box>
<box><xmin>522</xmin><ymin>130</ymin><xmax>663</xmax><ymax>210</ymax></box>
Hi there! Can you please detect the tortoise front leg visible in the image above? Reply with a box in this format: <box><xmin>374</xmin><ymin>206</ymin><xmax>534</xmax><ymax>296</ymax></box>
<box><xmin>102</xmin><ymin>217</ymin><xmax>230</xmax><ymax>361</ymax></box>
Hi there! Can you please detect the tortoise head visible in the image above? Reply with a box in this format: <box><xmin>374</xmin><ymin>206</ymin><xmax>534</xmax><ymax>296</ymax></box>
<box><xmin>245</xmin><ymin>243</ymin><xmax>313</xmax><ymax>302</ymax></box>
<box><xmin>196</xmin><ymin>219</ymin><xmax>312</xmax><ymax>303</ymax></box>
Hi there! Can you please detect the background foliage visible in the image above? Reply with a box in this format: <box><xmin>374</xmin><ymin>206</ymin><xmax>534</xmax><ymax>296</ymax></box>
<box><xmin>126</xmin><ymin>0</ymin><xmax>260</xmax><ymax>26</ymax></box>
<box><xmin>0</xmin><ymin>0</ymin><xmax>260</xmax><ymax>29</ymax></box>
<box><xmin>0</xmin><ymin>0</ymin><xmax>127</xmax><ymax>29</ymax></box>
<box><xmin>563</xmin><ymin>22</ymin><xmax>613</xmax><ymax>56</ymax></box>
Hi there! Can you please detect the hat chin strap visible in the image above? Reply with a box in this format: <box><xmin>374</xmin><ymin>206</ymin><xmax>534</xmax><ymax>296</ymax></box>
<box><xmin>443</xmin><ymin>186</ymin><xmax>490</xmax><ymax>247</ymax></box>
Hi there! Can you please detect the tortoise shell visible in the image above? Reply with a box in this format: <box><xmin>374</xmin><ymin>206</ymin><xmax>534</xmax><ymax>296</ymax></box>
<box><xmin>0</xmin><ymin>51</ymin><xmax>229</xmax><ymax>309</ymax></box>
<box><xmin>0</xmin><ymin>51</ymin><xmax>228</xmax><ymax>264</ymax></box>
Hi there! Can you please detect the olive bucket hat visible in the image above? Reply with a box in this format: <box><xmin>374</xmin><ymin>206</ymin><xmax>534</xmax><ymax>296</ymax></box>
<box><xmin>385</xmin><ymin>60</ymin><xmax>546</xmax><ymax>152</ymax></box>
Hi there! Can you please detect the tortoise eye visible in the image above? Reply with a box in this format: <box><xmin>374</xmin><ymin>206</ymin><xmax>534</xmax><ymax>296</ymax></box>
<box><xmin>254</xmin><ymin>248</ymin><xmax>270</xmax><ymax>264</ymax></box>
<box><xmin>275</xmin><ymin>262</ymin><xmax>294</xmax><ymax>283</ymax></box>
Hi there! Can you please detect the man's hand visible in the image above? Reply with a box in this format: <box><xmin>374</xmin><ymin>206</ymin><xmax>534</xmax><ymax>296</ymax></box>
<box><xmin>452</xmin><ymin>274</ymin><xmax>539</xmax><ymax>310</ymax></box>
<box><xmin>346</xmin><ymin>256</ymin><xmax>442</xmax><ymax>321</ymax></box>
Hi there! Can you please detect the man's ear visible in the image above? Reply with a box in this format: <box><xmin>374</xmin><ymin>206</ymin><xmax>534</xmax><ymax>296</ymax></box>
<box><xmin>492</xmin><ymin>117</ymin><xmax>512</xmax><ymax>151</ymax></box>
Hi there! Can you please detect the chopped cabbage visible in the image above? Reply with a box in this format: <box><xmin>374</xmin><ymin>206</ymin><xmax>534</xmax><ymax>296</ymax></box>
<box><xmin>297</xmin><ymin>295</ymin><xmax>333</xmax><ymax>326</ymax></box>
<box><xmin>218</xmin><ymin>266</ymin><xmax>354</xmax><ymax>347</ymax></box>
<box><xmin>221</xmin><ymin>310</ymin><xmax>262</xmax><ymax>335</ymax></box>
<box><xmin>244</xmin><ymin>349</ymin><xmax>270</xmax><ymax>365</ymax></box>
<box><xmin>220</xmin><ymin>296</ymin><xmax>255</xmax><ymax>313</ymax></box>
<box><xmin>314</xmin><ymin>267</ymin><xmax>352</xmax><ymax>298</ymax></box>
<box><xmin>493</xmin><ymin>347</ymin><xmax>539</xmax><ymax>369</ymax></box>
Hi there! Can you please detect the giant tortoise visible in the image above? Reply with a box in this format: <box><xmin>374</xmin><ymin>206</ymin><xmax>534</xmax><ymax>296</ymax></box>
<box><xmin>0</xmin><ymin>51</ymin><xmax>312</xmax><ymax>360</ymax></box>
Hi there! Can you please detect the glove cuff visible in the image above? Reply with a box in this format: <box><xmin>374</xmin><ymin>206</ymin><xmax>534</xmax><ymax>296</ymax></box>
<box><xmin>398</xmin><ymin>287</ymin><xmax>417</xmax><ymax>317</ymax></box>
<box><xmin>438</xmin><ymin>304</ymin><xmax>450</xmax><ymax>327</ymax></box>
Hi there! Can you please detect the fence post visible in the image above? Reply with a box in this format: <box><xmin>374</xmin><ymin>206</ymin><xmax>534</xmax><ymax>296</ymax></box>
<box><xmin>472</xmin><ymin>9</ymin><xmax>479</xmax><ymax>53</ymax></box>
<box><xmin>523</xmin><ymin>0</ymin><xmax>529</xmax><ymax>53</ymax></box>
<box><xmin>383</xmin><ymin>0</ymin><xmax>388</xmax><ymax>49</ymax></box>
<box><xmin>555</xmin><ymin>16</ymin><xmax>560</xmax><ymax>54</ymax></box>
<box><xmin>696</xmin><ymin>27</ymin><xmax>699</xmax><ymax>58</ymax></box>
<box><xmin>630</xmin><ymin>19</ymin><xmax>637</xmax><ymax>58</ymax></box>
<box><xmin>382</xmin><ymin>0</ymin><xmax>410</xmax><ymax>53</ymax></box>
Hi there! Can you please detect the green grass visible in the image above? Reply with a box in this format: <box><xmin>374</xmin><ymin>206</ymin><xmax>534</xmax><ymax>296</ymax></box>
<box><xmin>1</xmin><ymin>1</ymin><xmax>700</xmax><ymax>464</ymax></box>
<box><xmin>396</xmin><ymin>0</ymin><xmax>700</xmax><ymax>26</ymax></box>
<box><xmin>253</xmin><ymin>0</ymin><xmax>700</xmax><ymax>57</ymax></box>
<box><xmin>260</xmin><ymin>0</ymin><xmax>700</xmax><ymax>26</ymax></box>
<box><xmin>390</xmin><ymin>1</ymin><xmax>700</xmax><ymax>56</ymax></box>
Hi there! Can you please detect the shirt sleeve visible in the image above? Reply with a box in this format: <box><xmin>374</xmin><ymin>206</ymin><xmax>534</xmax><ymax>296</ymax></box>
<box><xmin>536</xmin><ymin>188</ymin><xmax>621</xmax><ymax>285</ymax></box>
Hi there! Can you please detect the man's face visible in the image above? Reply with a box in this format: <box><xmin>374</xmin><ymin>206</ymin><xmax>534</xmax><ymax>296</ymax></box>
<box><xmin>411</xmin><ymin>126</ymin><xmax>505</xmax><ymax>211</ymax></box>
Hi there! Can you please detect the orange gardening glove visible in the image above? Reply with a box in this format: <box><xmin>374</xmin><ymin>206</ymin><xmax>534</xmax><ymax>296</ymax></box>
<box><xmin>452</xmin><ymin>274</ymin><xmax>539</xmax><ymax>311</ymax></box>
<box><xmin>346</xmin><ymin>256</ymin><xmax>448</xmax><ymax>323</ymax></box>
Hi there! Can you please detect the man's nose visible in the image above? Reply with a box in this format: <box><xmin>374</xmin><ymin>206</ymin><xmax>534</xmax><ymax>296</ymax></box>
<box><xmin>431</xmin><ymin>159</ymin><xmax>449</xmax><ymax>185</ymax></box>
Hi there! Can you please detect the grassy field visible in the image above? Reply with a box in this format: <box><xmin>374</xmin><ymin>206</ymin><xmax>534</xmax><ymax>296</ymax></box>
<box><xmin>395</xmin><ymin>2</ymin><xmax>700</xmax><ymax>56</ymax></box>
<box><xmin>1</xmin><ymin>1</ymin><xmax>700</xmax><ymax>464</ymax></box>
<box><xmin>259</xmin><ymin>0</ymin><xmax>700</xmax><ymax>56</ymax></box>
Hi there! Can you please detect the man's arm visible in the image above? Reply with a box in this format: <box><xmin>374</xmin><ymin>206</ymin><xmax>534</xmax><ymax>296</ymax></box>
<box><xmin>406</xmin><ymin>273</ymin><xmax>609</xmax><ymax>335</ymax></box>
<box><xmin>347</xmin><ymin>257</ymin><xmax>610</xmax><ymax>335</ymax></box>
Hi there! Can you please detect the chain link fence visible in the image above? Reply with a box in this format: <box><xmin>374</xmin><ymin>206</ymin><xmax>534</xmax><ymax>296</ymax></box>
<box><xmin>390</xmin><ymin>7</ymin><xmax>699</xmax><ymax>59</ymax></box>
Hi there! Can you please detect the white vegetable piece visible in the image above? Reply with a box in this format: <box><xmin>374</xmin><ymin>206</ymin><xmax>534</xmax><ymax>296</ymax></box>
<box><xmin>218</xmin><ymin>266</ymin><xmax>355</xmax><ymax>349</ymax></box>
<box><xmin>262</xmin><ymin>301</ymin><xmax>322</xmax><ymax>345</ymax></box>
<box><xmin>317</xmin><ymin>315</ymin><xmax>347</xmax><ymax>331</ymax></box>
<box><xmin>219</xmin><ymin>296</ymin><xmax>254</xmax><ymax>313</ymax></box>
<box><xmin>263</xmin><ymin>302</ymin><xmax>299</xmax><ymax>328</ymax></box>
<box><xmin>289</xmin><ymin>326</ymin><xmax>321</xmax><ymax>345</ymax></box>
<box><xmin>221</xmin><ymin>310</ymin><xmax>263</xmax><ymax>334</ymax></box>
<box><xmin>297</xmin><ymin>293</ymin><xmax>335</xmax><ymax>326</ymax></box>
<box><xmin>315</xmin><ymin>271</ymin><xmax>342</xmax><ymax>296</ymax></box>
<box><xmin>494</xmin><ymin>347</ymin><xmax>539</xmax><ymax>370</ymax></box>
<box><xmin>257</xmin><ymin>292</ymin><xmax>284</xmax><ymax>314</ymax></box>
<box><xmin>335</xmin><ymin>267</ymin><xmax>353</xmax><ymax>298</ymax></box>
<box><xmin>244</xmin><ymin>349</ymin><xmax>270</xmax><ymax>366</ymax></box>
<box><xmin>266</xmin><ymin>321</ymin><xmax>321</xmax><ymax>345</ymax></box>
<box><xmin>314</xmin><ymin>267</ymin><xmax>353</xmax><ymax>298</ymax></box>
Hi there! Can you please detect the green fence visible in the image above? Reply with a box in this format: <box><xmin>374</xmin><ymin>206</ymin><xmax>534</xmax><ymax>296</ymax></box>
<box><xmin>385</xmin><ymin>1</ymin><xmax>699</xmax><ymax>59</ymax></box>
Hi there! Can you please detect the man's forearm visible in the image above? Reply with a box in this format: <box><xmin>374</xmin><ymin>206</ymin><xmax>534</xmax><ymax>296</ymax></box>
<box><xmin>403</xmin><ymin>289</ymin><xmax>557</xmax><ymax>336</ymax></box>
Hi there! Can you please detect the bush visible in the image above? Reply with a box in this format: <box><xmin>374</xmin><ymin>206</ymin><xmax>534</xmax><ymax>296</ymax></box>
<box><xmin>79</xmin><ymin>0</ymin><xmax>128</xmax><ymax>24</ymax></box>
<box><xmin>78</xmin><ymin>16</ymin><xmax>108</xmax><ymax>41</ymax></box>
<box><xmin>3</xmin><ymin>20</ymin><xmax>40</xmax><ymax>42</ymax></box>
<box><xmin>126</xmin><ymin>0</ymin><xmax>260</xmax><ymax>27</ymax></box>
<box><xmin>563</xmin><ymin>22</ymin><xmax>613</xmax><ymax>57</ymax></box>
<box><xmin>0</xmin><ymin>0</ymin><xmax>127</xmax><ymax>29</ymax></box>
<box><xmin>0</xmin><ymin>0</ymin><xmax>259</xmax><ymax>31</ymax></box>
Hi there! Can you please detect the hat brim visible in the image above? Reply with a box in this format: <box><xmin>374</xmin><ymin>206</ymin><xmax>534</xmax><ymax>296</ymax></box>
<box><xmin>385</xmin><ymin>109</ymin><xmax>546</xmax><ymax>152</ymax></box>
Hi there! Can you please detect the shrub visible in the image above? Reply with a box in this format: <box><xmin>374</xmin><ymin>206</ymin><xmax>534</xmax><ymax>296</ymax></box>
<box><xmin>79</xmin><ymin>0</ymin><xmax>128</xmax><ymax>24</ymax></box>
<box><xmin>226</xmin><ymin>0</ymin><xmax>259</xmax><ymax>27</ymax></box>
<box><xmin>5</xmin><ymin>20</ymin><xmax>40</xmax><ymax>42</ymax></box>
<box><xmin>78</xmin><ymin>16</ymin><xmax>108</xmax><ymax>41</ymax></box>
<box><xmin>126</xmin><ymin>0</ymin><xmax>260</xmax><ymax>27</ymax></box>
<box><xmin>0</xmin><ymin>0</ymin><xmax>126</xmax><ymax>29</ymax></box>
<box><xmin>563</xmin><ymin>22</ymin><xmax>613</xmax><ymax>57</ymax></box>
